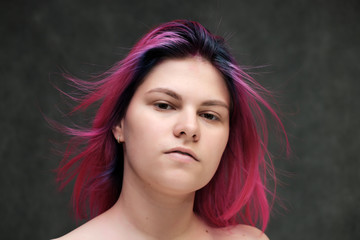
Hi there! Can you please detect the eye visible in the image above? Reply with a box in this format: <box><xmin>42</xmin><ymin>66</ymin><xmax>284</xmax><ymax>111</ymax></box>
<box><xmin>154</xmin><ymin>102</ymin><xmax>174</xmax><ymax>110</ymax></box>
<box><xmin>200</xmin><ymin>113</ymin><xmax>219</xmax><ymax>121</ymax></box>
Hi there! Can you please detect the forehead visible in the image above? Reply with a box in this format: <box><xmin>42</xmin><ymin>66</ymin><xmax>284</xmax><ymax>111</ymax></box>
<box><xmin>136</xmin><ymin>57</ymin><xmax>230</xmax><ymax>104</ymax></box>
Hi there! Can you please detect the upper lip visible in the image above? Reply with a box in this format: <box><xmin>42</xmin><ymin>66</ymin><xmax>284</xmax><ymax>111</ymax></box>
<box><xmin>165</xmin><ymin>147</ymin><xmax>199</xmax><ymax>161</ymax></box>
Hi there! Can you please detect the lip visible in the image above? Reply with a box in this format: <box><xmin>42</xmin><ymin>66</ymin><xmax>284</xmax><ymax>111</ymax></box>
<box><xmin>165</xmin><ymin>147</ymin><xmax>199</xmax><ymax>162</ymax></box>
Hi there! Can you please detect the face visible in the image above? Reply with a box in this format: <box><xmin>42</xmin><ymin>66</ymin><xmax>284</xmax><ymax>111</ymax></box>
<box><xmin>113</xmin><ymin>56</ymin><xmax>230</xmax><ymax>196</ymax></box>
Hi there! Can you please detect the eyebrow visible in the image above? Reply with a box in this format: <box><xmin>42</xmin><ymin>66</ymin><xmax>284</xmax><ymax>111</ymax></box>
<box><xmin>147</xmin><ymin>88</ymin><xmax>182</xmax><ymax>101</ymax></box>
<box><xmin>201</xmin><ymin>100</ymin><xmax>229</xmax><ymax>110</ymax></box>
<box><xmin>146</xmin><ymin>88</ymin><xmax>229</xmax><ymax>110</ymax></box>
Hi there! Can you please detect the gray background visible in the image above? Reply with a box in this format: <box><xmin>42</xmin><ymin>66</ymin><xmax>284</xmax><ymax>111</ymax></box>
<box><xmin>1</xmin><ymin>0</ymin><xmax>359</xmax><ymax>239</ymax></box>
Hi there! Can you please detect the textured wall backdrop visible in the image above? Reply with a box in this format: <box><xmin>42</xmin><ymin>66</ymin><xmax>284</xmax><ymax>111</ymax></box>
<box><xmin>1</xmin><ymin>0</ymin><xmax>359</xmax><ymax>239</ymax></box>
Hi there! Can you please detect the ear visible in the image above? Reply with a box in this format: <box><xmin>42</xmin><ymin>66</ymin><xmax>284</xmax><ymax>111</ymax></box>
<box><xmin>112</xmin><ymin>119</ymin><xmax>125</xmax><ymax>143</ymax></box>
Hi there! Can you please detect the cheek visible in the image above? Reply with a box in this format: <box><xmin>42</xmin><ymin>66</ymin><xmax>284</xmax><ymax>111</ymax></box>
<box><xmin>122</xmin><ymin>107</ymin><xmax>147</xmax><ymax>156</ymax></box>
<box><xmin>209</xmin><ymin>127</ymin><xmax>229</xmax><ymax>160</ymax></box>
<box><xmin>122</xmin><ymin>106</ymin><xmax>165</xmax><ymax>160</ymax></box>
<box><xmin>201</xmin><ymin>127</ymin><xmax>229</xmax><ymax>179</ymax></box>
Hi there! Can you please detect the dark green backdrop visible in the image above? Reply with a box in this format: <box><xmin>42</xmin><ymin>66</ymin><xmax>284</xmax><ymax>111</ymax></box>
<box><xmin>1</xmin><ymin>0</ymin><xmax>359</xmax><ymax>239</ymax></box>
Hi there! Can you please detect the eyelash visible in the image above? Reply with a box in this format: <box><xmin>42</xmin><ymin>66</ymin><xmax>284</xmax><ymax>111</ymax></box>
<box><xmin>200</xmin><ymin>113</ymin><xmax>219</xmax><ymax>121</ymax></box>
<box><xmin>153</xmin><ymin>102</ymin><xmax>220</xmax><ymax>121</ymax></box>
<box><xmin>154</xmin><ymin>102</ymin><xmax>174</xmax><ymax>110</ymax></box>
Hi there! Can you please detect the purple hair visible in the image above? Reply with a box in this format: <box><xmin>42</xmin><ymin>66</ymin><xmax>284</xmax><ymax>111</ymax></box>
<box><xmin>56</xmin><ymin>20</ymin><xmax>288</xmax><ymax>230</ymax></box>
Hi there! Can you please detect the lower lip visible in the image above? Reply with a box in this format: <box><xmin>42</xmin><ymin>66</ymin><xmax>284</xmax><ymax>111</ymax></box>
<box><xmin>166</xmin><ymin>152</ymin><xmax>196</xmax><ymax>163</ymax></box>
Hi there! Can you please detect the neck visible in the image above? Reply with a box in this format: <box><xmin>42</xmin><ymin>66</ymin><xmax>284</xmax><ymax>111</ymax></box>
<box><xmin>109</xmin><ymin>167</ymin><xmax>205</xmax><ymax>239</ymax></box>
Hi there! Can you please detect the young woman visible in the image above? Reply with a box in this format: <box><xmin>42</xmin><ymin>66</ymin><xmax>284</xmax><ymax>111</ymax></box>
<box><xmin>53</xmin><ymin>20</ymin><xmax>287</xmax><ymax>239</ymax></box>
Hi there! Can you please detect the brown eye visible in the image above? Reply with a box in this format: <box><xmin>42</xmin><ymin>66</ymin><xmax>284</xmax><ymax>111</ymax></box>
<box><xmin>154</xmin><ymin>102</ymin><xmax>174</xmax><ymax>110</ymax></box>
<box><xmin>200</xmin><ymin>113</ymin><xmax>219</xmax><ymax>121</ymax></box>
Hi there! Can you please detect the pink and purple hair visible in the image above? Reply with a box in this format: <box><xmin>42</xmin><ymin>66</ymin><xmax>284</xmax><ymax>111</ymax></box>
<box><xmin>56</xmin><ymin>20</ymin><xmax>288</xmax><ymax>231</ymax></box>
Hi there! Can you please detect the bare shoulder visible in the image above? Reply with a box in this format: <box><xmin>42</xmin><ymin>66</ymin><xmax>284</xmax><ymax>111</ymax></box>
<box><xmin>51</xmin><ymin>221</ymin><xmax>98</xmax><ymax>240</ymax></box>
<box><xmin>51</xmin><ymin>212</ymin><xmax>114</xmax><ymax>240</ymax></box>
<box><xmin>211</xmin><ymin>224</ymin><xmax>269</xmax><ymax>240</ymax></box>
<box><xmin>231</xmin><ymin>225</ymin><xmax>269</xmax><ymax>240</ymax></box>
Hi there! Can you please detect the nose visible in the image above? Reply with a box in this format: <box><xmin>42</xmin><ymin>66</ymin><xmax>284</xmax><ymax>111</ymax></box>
<box><xmin>173</xmin><ymin>109</ymin><xmax>200</xmax><ymax>142</ymax></box>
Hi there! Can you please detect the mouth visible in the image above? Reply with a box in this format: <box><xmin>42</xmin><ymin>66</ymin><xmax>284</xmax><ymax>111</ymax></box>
<box><xmin>165</xmin><ymin>147</ymin><xmax>199</xmax><ymax>162</ymax></box>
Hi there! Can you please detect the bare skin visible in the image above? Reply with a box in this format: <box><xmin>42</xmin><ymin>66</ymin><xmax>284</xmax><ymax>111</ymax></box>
<box><xmin>54</xmin><ymin>198</ymin><xmax>268</xmax><ymax>240</ymax></box>
<box><xmin>53</xmin><ymin>57</ymin><xmax>269</xmax><ymax>240</ymax></box>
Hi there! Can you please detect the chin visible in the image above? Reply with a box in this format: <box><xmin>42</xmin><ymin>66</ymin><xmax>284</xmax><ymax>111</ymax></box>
<box><xmin>154</xmin><ymin>175</ymin><xmax>210</xmax><ymax>196</ymax></box>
